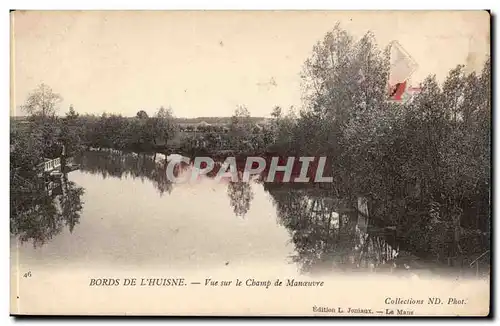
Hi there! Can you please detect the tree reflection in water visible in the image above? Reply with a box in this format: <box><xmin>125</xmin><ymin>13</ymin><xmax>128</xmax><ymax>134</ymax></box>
<box><xmin>76</xmin><ymin>150</ymin><xmax>173</xmax><ymax>196</ymax></box>
<box><xmin>78</xmin><ymin>151</ymin><xmax>256</xmax><ymax>218</ymax></box>
<box><xmin>11</xmin><ymin>172</ymin><xmax>85</xmax><ymax>247</ymax></box>
<box><xmin>71</xmin><ymin>151</ymin><xmax>403</xmax><ymax>274</ymax></box>
<box><xmin>226</xmin><ymin>177</ymin><xmax>254</xmax><ymax>218</ymax></box>
<box><xmin>264</xmin><ymin>183</ymin><xmax>399</xmax><ymax>275</ymax></box>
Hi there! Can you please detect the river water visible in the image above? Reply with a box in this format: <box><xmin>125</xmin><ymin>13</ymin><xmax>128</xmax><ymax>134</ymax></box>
<box><xmin>10</xmin><ymin>150</ymin><xmax>490</xmax><ymax>315</ymax></box>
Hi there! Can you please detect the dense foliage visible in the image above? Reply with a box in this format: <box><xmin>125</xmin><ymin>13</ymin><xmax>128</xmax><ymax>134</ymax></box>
<box><xmin>267</xmin><ymin>25</ymin><xmax>491</xmax><ymax>263</ymax></box>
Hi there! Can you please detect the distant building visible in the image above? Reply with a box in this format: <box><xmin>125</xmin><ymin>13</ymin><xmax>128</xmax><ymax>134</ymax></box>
<box><xmin>197</xmin><ymin>121</ymin><xmax>210</xmax><ymax>127</ymax></box>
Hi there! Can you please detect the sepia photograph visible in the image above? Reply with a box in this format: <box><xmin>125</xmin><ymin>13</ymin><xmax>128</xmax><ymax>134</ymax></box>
<box><xmin>9</xmin><ymin>10</ymin><xmax>491</xmax><ymax>316</ymax></box>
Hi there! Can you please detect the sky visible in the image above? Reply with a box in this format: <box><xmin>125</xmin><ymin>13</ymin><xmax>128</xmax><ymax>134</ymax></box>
<box><xmin>11</xmin><ymin>10</ymin><xmax>490</xmax><ymax>118</ymax></box>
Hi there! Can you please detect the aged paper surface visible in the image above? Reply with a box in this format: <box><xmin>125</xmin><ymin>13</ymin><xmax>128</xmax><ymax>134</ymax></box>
<box><xmin>10</xmin><ymin>10</ymin><xmax>491</xmax><ymax>316</ymax></box>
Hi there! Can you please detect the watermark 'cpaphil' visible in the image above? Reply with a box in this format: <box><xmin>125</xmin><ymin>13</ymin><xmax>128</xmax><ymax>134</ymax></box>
<box><xmin>165</xmin><ymin>156</ymin><xmax>334</xmax><ymax>184</ymax></box>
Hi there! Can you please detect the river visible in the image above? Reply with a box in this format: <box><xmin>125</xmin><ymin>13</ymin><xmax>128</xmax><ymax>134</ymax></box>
<box><xmin>10</xmin><ymin>150</ymin><xmax>490</xmax><ymax>315</ymax></box>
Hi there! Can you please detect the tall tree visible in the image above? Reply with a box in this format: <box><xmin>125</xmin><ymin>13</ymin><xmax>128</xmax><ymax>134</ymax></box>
<box><xmin>230</xmin><ymin>105</ymin><xmax>252</xmax><ymax>150</ymax></box>
<box><xmin>136</xmin><ymin>110</ymin><xmax>149</xmax><ymax>119</ymax></box>
<box><xmin>59</xmin><ymin>104</ymin><xmax>82</xmax><ymax>156</ymax></box>
<box><xmin>298</xmin><ymin>24</ymin><xmax>390</xmax><ymax>158</ymax></box>
<box><xmin>152</xmin><ymin>106</ymin><xmax>177</xmax><ymax>145</ymax></box>
<box><xmin>21</xmin><ymin>83</ymin><xmax>62</xmax><ymax>118</ymax></box>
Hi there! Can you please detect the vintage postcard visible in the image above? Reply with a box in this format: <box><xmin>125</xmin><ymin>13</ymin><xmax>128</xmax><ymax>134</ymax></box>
<box><xmin>10</xmin><ymin>10</ymin><xmax>491</xmax><ymax>316</ymax></box>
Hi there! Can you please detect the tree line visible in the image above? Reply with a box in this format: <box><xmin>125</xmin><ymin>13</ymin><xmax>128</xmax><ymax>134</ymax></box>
<box><xmin>11</xmin><ymin>87</ymin><xmax>277</xmax><ymax>160</ymax></box>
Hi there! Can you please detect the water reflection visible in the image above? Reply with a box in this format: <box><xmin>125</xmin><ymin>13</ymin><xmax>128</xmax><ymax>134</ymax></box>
<box><xmin>227</xmin><ymin>178</ymin><xmax>254</xmax><ymax>218</ymax></box>
<box><xmin>10</xmin><ymin>171</ymin><xmax>85</xmax><ymax>247</ymax></box>
<box><xmin>76</xmin><ymin>150</ymin><xmax>403</xmax><ymax>272</ymax></box>
<box><xmin>78</xmin><ymin>150</ymin><xmax>258</xmax><ymax>218</ymax></box>
<box><xmin>263</xmin><ymin>183</ymin><xmax>399</xmax><ymax>274</ymax></box>
<box><xmin>75</xmin><ymin>151</ymin><xmax>401</xmax><ymax>271</ymax></box>
<box><xmin>15</xmin><ymin>150</ymin><xmax>478</xmax><ymax>277</ymax></box>
<box><xmin>76</xmin><ymin>150</ymin><xmax>173</xmax><ymax>196</ymax></box>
